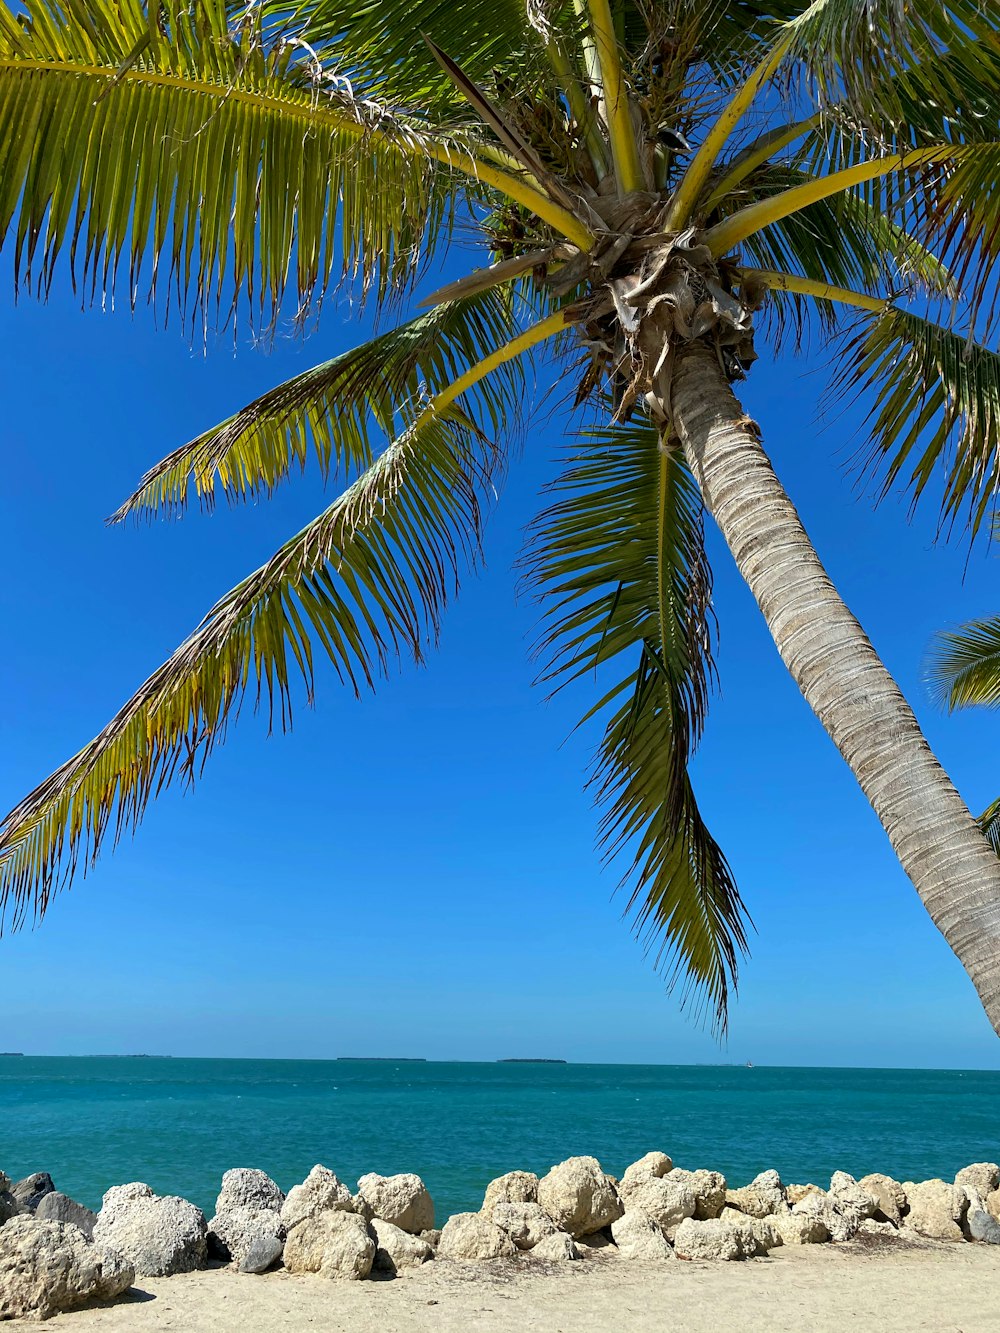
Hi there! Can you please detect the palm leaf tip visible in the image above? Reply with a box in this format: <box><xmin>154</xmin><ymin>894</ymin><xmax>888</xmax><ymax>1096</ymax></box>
<box><xmin>927</xmin><ymin>617</ymin><xmax>1000</xmax><ymax>711</ymax></box>
<box><xmin>524</xmin><ymin>418</ymin><xmax>749</xmax><ymax>1033</ymax></box>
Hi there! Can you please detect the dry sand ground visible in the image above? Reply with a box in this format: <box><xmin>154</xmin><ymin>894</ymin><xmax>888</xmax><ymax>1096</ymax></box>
<box><xmin>9</xmin><ymin>1236</ymin><xmax>1000</xmax><ymax>1333</ymax></box>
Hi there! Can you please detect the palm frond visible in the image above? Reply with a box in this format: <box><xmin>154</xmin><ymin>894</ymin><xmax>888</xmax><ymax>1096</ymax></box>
<box><xmin>978</xmin><ymin>797</ymin><xmax>1000</xmax><ymax>855</ymax></box>
<box><xmin>524</xmin><ymin>417</ymin><xmax>749</xmax><ymax>1032</ymax></box>
<box><xmin>112</xmin><ymin>289</ymin><xmax>525</xmax><ymax>521</ymax></box>
<box><xmin>927</xmin><ymin>617</ymin><xmax>1000</xmax><ymax>710</ymax></box>
<box><xmin>0</xmin><ymin>0</ymin><xmax>473</xmax><ymax>324</ymax></box>
<box><xmin>834</xmin><ymin>309</ymin><xmax>1000</xmax><ymax>541</ymax></box>
<box><xmin>0</xmin><ymin>407</ymin><xmax>499</xmax><ymax>931</ymax></box>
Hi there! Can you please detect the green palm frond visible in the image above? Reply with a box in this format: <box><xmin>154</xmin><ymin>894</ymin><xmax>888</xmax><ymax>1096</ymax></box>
<box><xmin>978</xmin><ymin>798</ymin><xmax>1000</xmax><ymax>855</ymax></box>
<box><xmin>525</xmin><ymin>417</ymin><xmax>749</xmax><ymax>1032</ymax></box>
<box><xmin>0</xmin><ymin>0</ymin><xmax>466</xmax><ymax>322</ymax></box>
<box><xmin>0</xmin><ymin>406</ymin><xmax>499</xmax><ymax>931</ymax></box>
<box><xmin>928</xmin><ymin>617</ymin><xmax>1000</xmax><ymax>711</ymax></box>
<box><xmin>112</xmin><ymin>289</ymin><xmax>526</xmax><ymax>521</ymax></box>
<box><xmin>834</xmin><ymin>309</ymin><xmax>1000</xmax><ymax>540</ymax></box>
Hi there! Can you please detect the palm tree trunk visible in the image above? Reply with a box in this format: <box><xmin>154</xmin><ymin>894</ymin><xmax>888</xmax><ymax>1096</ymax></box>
<box><xmin>669</xmin><ymin>341</ymin><xmax>1000</xmax><ymax>1033</ymax></box>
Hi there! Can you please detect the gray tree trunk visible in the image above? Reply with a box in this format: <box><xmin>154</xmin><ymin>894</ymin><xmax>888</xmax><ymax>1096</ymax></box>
<box><xmin>668</xmin><ymin>341</ymin><xmax>1000</xmax><ymax>1033</ymax></box>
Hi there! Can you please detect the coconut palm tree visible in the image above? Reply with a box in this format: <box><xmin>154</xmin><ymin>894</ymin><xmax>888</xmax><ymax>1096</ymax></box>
<box><xmin>3</xmin><ymin>0</ymin><xmax>1000</xmax><ymax>1033</ymax></box>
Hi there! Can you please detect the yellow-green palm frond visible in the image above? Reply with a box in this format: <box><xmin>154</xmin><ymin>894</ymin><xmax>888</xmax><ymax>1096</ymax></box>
<box><xmin>111</xmin><ymin>289</ymin><xmax>526</xmax><ymax>521</ymax></box>
<box><xmin>0</xmin><ymin>0</ymin><xmax>468</xmax><ymax>324</ymax></box>
<box><xmin>524</xmin><ymin>418</ymin><xmax>749</xmax><ymax>1033</ymax></box>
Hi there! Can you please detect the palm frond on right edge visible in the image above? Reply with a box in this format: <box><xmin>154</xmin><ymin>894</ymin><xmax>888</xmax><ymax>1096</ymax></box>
<box><xmin>111</xmin><ymin>289</ymin><xmax>524</xmax><ymax>521</ymax></box>
<box><xmin>525</xmin><ymin>418</ymin><xmax>749</xmax><ymax>1033</ymax></box>
<box><xmin>0</xmin><ymin>407</ymin><xmax>498</xmax><ymax>933</ymax></box>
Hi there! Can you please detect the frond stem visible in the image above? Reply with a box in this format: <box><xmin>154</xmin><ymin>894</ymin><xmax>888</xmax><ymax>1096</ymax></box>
<box><xmin>585</xmin><ymin>0</ymin><xmax>644</xmax><ymax>194</ymax></box>
<box><xmin>736</xmin><ymin>267</ymin><xmax>889</xmax><ymax>312</ymax></box>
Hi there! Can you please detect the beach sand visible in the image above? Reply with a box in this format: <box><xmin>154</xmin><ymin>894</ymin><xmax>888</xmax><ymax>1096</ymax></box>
<box><xmin>10</xmin><ymin>1236</ymin><xmax>999</xmax><ymax>1332</ymax></box>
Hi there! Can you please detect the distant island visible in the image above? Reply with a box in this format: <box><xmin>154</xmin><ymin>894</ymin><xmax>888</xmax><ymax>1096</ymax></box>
<box><xmin>336</xmin><ymin>1057</ymin><xmax>427</xmax><ymax>1062</ymax></box>
<box><xmin>498</xmin><ymin>1059</ymin><xmax>568</xmax><ymax>1064</ymax></box>
<box><xmin>0</xmin><ymin>1052</ymin><xmax>24</xmax><ymax>1057</ymax></box>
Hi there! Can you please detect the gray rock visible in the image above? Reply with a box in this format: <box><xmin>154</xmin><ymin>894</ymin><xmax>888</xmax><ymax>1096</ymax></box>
<box><xmin>0</xmin><ymin>1216</ymin><xmax>133</xmax><ymax>1319</ymax></box>
<box><xmin>239</xmin><ymin>1233</ymin><xmax>285</xmax><ymax>1274</ymax></box>
<box><xmin>0</xmin><ymin>1186</ymin><xmax>17</xmax><ymax>1227</ymax></box>
<box><xmin>491</xmin><ymin>1202</ymin><xmax>557</xmax><ymax>1250</ymax></box>
<box><xmin>530</xmin><ymin>1231</ymin><xmax>580</xmax><ymax>1261</ymax></box>
<box><xmin>610</xmin><ymin>1208</ymin><xmax>675</xmax><ymax>1260</ymax></box>
<box><xmin>481</xmin><ymin>1171</ymin><xmax>540</xmax><ymax>1213</ymax></box>
<box><xmin>538</xmin><ymin>1157</ymin><xmax>624</xmax><ymax>1239</ymax></box>
<box><xmin>370</xmin><ymin>1218</ymin><xmax>434</xmax><ymax>1273</ymax></box>
<box><xmin>34</xmin><ymin>1192</ymin><xmax>98</xmax><ymax>1240</ymax></box>
<box><xmin>208</xmin><ymin>1205</ymin><xmax>284</xmax><ymax>1269</ymax></box>
<box><xmin>355</xmin><ymin>1174</ymin><xmax>434</xmax><ymax>1235</ymax></box>
<box><xmin>437</xmin><ymin>1212</ymin><xmax>517</xmax><ymax>1260</ymax></box>
<box><xmin>12</xmin><ymin>1173</ymin><xmax>55</xmax><ymax>1214</ymax></box>
<box><xmin>283</xmin><ymin>1210</ymin><xmax>375</xmax><ymax>1280</ymax></box>
<box><xmin>93</xmin><ymin>1183</ymin><xmax>208</xmax><ymax>1276</ymax></box>
<box><xmin>962</xmin><ymin>1188</ymin><xmax>1000</xmax><ymax>1245</ymax></box>
<box><xmin>280</xmin><ymin>1166</ymin><xmax>354</xmax><ymax>1232</ymax></box>
<box><xmin>214</xmin><ymin>1168</ymin><xmax>284</xmax><ymax>1216</ymax></box>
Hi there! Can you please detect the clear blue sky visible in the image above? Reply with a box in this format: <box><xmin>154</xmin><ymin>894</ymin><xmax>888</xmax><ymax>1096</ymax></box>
<box><xmin>3</xmin><ymin>247</ymin><xmax>1000</xmax><ymax>1070</ymax></box>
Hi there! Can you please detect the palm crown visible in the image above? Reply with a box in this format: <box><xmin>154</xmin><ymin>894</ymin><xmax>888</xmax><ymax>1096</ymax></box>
<box><xmin>3</xmin><ymin>0</ymin><xmax>1000</xmax><ymax>1032</ymax></box>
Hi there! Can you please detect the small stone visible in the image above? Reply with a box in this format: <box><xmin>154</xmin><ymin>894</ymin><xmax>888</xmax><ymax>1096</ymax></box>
<box><xmin>481</xmin><ymin>1171</ymin><xmax>540</xmax><ymax>1213</ymax></box>
<box><xmin>537</xmin><ymin>1157</ymin><xmax>623</xmax><ymax>1239</ymax></box>
<box><xmin>11</xmin><ymin>1173</ymin><xmax>55</xmax><ymax>1214</ymax></box>
<box><xmin>492</xmin><ymin>1202</ymin><xmax>557</xmax><ymax>1250</ymax></box>
<box><xmin>355</xmin><ymin>1174</ymin><xmax>434</xmax><ymax>1235</ymax></box>
<box><xmin>370</xmin><ymin>1218</ymin><xmax>434</xmax><ymax>1273</ymax></box>
<box><xmin>34</xmin><ymin>1192</ymin><xmax>98</xmax><ymax>1240</ymax></box>
<box><xmin>531</xmin><ymin>1231</ymin><xmax>580</xmax><ymax>1261</ymax></box>
<box><xmin>283</xmin><ymin>1210</ymin><xmax>375</xmax><ymax>1280</ymax></box>
<box><xmin>239</xmin><ymin>1233</ymin><xmax>285</xmax><ymax>1274</ymax></box>
<box><xmin>437</xmin><ymin>1212</ymin><xmax>517</xmax><ymax>1260</ymax></box>
<box><xmin>281</xmin><ymin>1166</ymin><xmax>354</xmax><ymax>1232</ymax></box>
<box><xmin>610</xmin><ymin>1209</ymin><xmax>674</xmax><ymax>1260</ymax></box>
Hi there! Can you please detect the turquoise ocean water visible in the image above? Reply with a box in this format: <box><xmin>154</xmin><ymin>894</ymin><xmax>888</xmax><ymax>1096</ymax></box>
<box><xmin>1</xmin><ymin>1057</ymin><xmax>997</xmax><ymax>1223</ymax></box>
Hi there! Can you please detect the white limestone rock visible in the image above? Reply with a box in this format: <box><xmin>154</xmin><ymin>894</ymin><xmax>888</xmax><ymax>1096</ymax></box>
<box><xmin>619</xmin><ymin>1153</ymin><xmax>673</xmax><ymax>1192</ymax></box>
<box><xmin>955</xmin><ymin>1164</ymin><xmax>1000</xmax><ymax>1199</ymax></box>
<box><xmin>610</xmin><ymin>1209</ymin><xmax>675</xmax><ymax>1261</ymax></box>
<box><xmin>491</xmin><ymin>1202</ymin><xmax>557</xmax><ymax>1250</ymax></box>
<box><xmin>530</xmin><ymin>1231</ymin><xmax>580</xmax><ymax>1261</ymax></box>
<box><xmin>901</xmin><ymin>1180</ymin><xmax>967</xmax><ymax>1243</ymax></box>
<box><xmin>618</xmin><ymin>1174</ymin><xmax>694</xmax><ymax>1239</ymax></box>
<box><xmin>355</xmin><ymin>1173</ymin><xmax>434</xmax><ymax>1235</ymax></box>
<box><xmin>370</xmin><ymin>1218</ymin><xmax>434</xmax><ymax>1273</ymax></box>
<box><xmin>725</xmin><ymin>1170</ymin><xmax>786</xmax><ymax>1220</ymax></box>
<box><xmin>283</xmin><ymin>1210</ymin><xmax>375</xmax><ymax>1280</ymax></box>
<box><xmin>93</xmin><ymin>1183</ymin><xmax>207</xmax><ymax>1277</ymax></box>
<box><xmin>963</xmin><ymin>1188</ymin><xmax>1000</xmax><ymax>1245</ymax></box>
<box><xmin>280</xmin><ymin>1166</ymin><xmax>354</xmax><ymax>1232</ymax></box>
<box><xmin>0</xmin><ymin>1216</ymin><xmax>134</xmax><ymax>1320</ymax></box>
<box><xmin>481</xmin><ymin>1172</ymin><xmax>540</xmax><ymax>1213</ymax></box>
<box><xmin>666</xmin><ymin>1169</ymin><xmax>727</xmax><ymax>1220</ymax></box>
<box><xmin>858</xmin><ymin>1218</ymin><xmax>900</xmax><ymax>1237</ymax></box>
<box><xmin>786</xmin><ymin>1184</ymin><xmax>825</xmax><ymax>1206</ymax></box>
<box><xmin>828</xmin><ymin>1172</ymin><xmax>879</xmax><ymax>1235</ymax></box>
<box><xmin>214</xmin><ymin>1169</ymin><xmax>284</xmax><ymax>1216</ymax></box>
<box><xmin>772</xmin><ymin>1210</ymin><xmax>829</xmax><ymax>1245</ymax></box>
<box><xmin>858</xmin><ymin>1174</ymin><xmax>906</xmax><ymax>1227</ymax></box>
<box><xmin>673</xmin><ymin>1215</ymin><xmax>756</xmax><ymax>1262</ymax></box>
<box><xmin>208</xmin><ymin>1206</ymin><xmax>284</xmax><ymax>1270</ymax></box>
<box><xmin>437</xmin><ymin>1212</ymin><xmax>516</xmax><ymax>1260</ymax></box>
<box><xmin>537</xmin><ymin>1157</ymin><xmax>624</xmax><ymax>1239</ymax></box>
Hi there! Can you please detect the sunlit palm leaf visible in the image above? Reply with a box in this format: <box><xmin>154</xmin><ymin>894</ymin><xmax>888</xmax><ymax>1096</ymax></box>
<box><xmin>525</xmin><ymin>418</ymin><xmax>749</xmax><ymax>1032</ymax></box>
<box><xmin>0</xmin><ymin>408</ymin><xmax>500</xmax><ymax>931</ymax></box>
<box><xmin>0</xmin><ymin>0</ymin><xmax>459</xmax><ymax>323</ymax></box>
<box><xmin>928</xmin><ymin>617</ymin><xmax>1000</xmax><ymax>711</ymax></box>
<box><xmin>111</xmin><ymin>289</ymin><xmax>525</xmax><ymax>520</ymax></box>
<box><xmin>835</xmin><ymin>309</ymin><xmax>1000</xmax><ymax>540</ymax></box>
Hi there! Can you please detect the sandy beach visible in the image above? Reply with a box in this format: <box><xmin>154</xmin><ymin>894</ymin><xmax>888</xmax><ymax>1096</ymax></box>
<box><xmin>9</xmin><ymin>1237</ymin><xmax>999</xmax><ymax>1333</ymax></box>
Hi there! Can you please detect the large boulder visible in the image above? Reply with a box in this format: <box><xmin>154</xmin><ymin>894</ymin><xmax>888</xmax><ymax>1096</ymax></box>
<box><xmin>283</xmin><ymin>1210</ymin><xmax>375</xmax><ymax>1280</ymax></box>
<box><xmin>725</xmin><ymin>1170</ymin><xmax>786</xmax><ymax>1219</ymax></box>
<box><xmin>772</xmin><ymin>1210</ymin><xmax>829</xmax><ymax>1245</ymax></box>
<box><xmin>34</xmin><ymin>1192</ymin><xmax>98</xmax><ymax>1240</ymax></box>
<box><xmin>0</xmin><ymin>1216</ymin><xmax>134</xmax><ymax>1320</ymax></box>
<box><xmin>610</xmin><ymin>1209</ymin><xmax>674</xmax><ymax>1261</ymax></box>
<box><xmin>355</xmin><ymin>1174</ymin><xmax>433</xmax><ymax>1235</ymax></box>
<box><xmin>791</xmin><ymin>1193</ymin><xmax>843</xmax><ymax>1240</ymax></box>
<box><xmin>955</xmin><ymin>1164</ymin><xmax>1000</xmax><ymax>1199</ymax></box>
<box><xmin>901</xmin><ymin>1180</ymin><xmax>967</xmax><ymax>1243</ymax></box>
<box><xmin>538</xmin><ymin>1158</ymin><xmax>623</xmax><ymax>1239</ymax></box>
<box><xmin>11</xmin><ymin>1174</ymin><xmax>55</xmax><ymax>1215</ymax></box>
<box><xmin>492</xmin><ymin>1202</ymin><xmax>557</xmax><ymax>1250</ymax></box>
<box><xmin>828</xmin><ymin>1172</ymin><xmax>879</xmax><ymax>1234</ymax></box>
<box><xmin>786</xmin><ymin>1184</ymin><xmax>825</xmax><ymax>1206</ymax></box>
<box><xmin>985</xmin><ymin>1189</ymin><xmax>1000</xmax><ymax>1223</ymax></box>
<box><xmin>531</xmin><ymin>1231</ymin><xmax>579</xmax><ymax>1261</ymax></box>
<box><xmin>619</xmin><ymin>1153</ymin><xmax>673</xmax><ymax>1192</ymax></box>
<box><xmin>673</xmin><ymin>1215</ymin><xmax>756</xmax><ymax>1261</ymax></box>
<box><xmin>963</xmin><ymin>1189</ymin><xmax>1000</xmax><ymax>1245</ymax></box>
<box><xmin>665</xmin><ymin>1169</ymin><xmax>726</xmax><ymax>1220</ymax></box>
<box><xmin>93</xmin><ymin>1183</ymin><xmax>208</xmax><ymax>1276</ymax></box>
<box><xmin>437</xmin><ymin>1212</ymin><xmax>517</xmax><ymax>1260</ymax></box>
<box><xmin>481</xmin><ymin>1171</ymin><xmax>539</xmax><ymax>1213</ymax></box>
<box><xmin>858</xmin><ymin>1174</ymin><xmax>906</xmax><ymax>1227</ymax></box>
<box><xmin>370</xmin><ymin>1219</ymin><xmax>434</xmax><ymax>1274</ymax></box>
<box><xmin>280</xmin><ymin>1166</ymin><xmax>354</xmax><ymax>1232</ymax></box>
<box><xmin>618</xmin><ymin>1174</ymin><xmax>694</xmax><ymax>1239</ymax></box>
<box><xmin>208</xmin><ymin>1206</ymin><xmax>284</xmax><ymax>1271</ymax></box>
<box><xmin>214</xmin><ymin>1168</ymin><xmax>284</xmax><ymax>1216</ymax></box>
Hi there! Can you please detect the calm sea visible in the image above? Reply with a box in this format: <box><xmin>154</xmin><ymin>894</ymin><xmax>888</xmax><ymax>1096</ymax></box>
<box><xmin>1</xmin><ymin>1057</ymin><xmax>997</xmax><ymax>1222</ymax></box>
